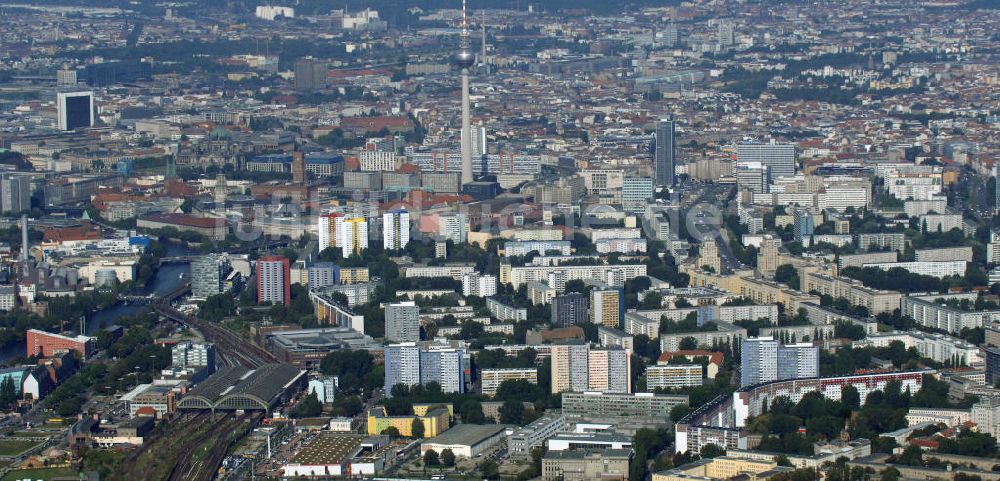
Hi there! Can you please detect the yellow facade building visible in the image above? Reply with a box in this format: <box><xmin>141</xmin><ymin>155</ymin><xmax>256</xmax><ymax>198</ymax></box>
<box><xmin>366</xmin><ymin>404</ymin><xmax>452</xmax><ymax>438</ymax></box>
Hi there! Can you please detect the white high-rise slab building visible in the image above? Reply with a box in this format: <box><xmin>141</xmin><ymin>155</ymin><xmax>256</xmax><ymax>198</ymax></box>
<box><xmin>383</xmin><ymin>209</ymin><xmax>410</xmax><ymax>250</ymax></box>
<box><xmin>335</xmin><ymin>216</ymin><xmax>368</xmax><ymax>256</ymax></box>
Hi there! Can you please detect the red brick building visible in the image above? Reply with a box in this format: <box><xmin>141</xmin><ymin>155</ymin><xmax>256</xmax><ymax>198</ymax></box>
<box><xmin>26</xmin><ymin>329</ymin><xmax>95</xmax><ymax>359</ymax></box>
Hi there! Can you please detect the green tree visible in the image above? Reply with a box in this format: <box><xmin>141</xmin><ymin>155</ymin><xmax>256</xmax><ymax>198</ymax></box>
<box><xmin>679</xmin><ymin>336</ymin><xmax>699</xmax><ymax>350</ymax></box>
<box><xmin>423</xmin><ymin>449</ymin><xmax>439</xmax><ymax>466</ymax></box>
<box><xmin>411</xmin><ymin>418</ymin><xmax>426</xmax><ymax>438</ymax></box>
<box><xmin>381</xmin><ymin>426</ymin><xmax>401</xmax><ymax>437</ymax></box>
<box><xmin>700</xmin><ymin>443</ymin><xmax>725</xmax><ymax>458</ymax></box>
<box><xmin>480</xmin><ymin>459</ymin><xmax>500</xmax><ymax>480</ymax></box>
<box><xmin>841</xmin><ymin>384</ymin><xmax>860</xmax><ymax>410</ymax></box>
<box><xmin>441</xmin><ymin>448</ymin><xmax>456</xmax><ymax>467</ymax></box>
<box><xmin>290</xmin><ymin>392</ymin><xmax>322</xmax><ymax>418</ymax></box>
<box><xmin>500</xmin><ymin>400</ymin><xmax>525</xmax><ymax>425</ymax></box>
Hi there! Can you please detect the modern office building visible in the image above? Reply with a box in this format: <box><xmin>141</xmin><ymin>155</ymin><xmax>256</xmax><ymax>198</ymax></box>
<box><xmin>736</xmin><ymin>141</ymin><xmax>796</xmax><ymax>180</ymax></box>
<box><xmin>57</xmin><ymin>91</ymin><xmax>94</xmax><ymax>130</ymax></box>
<box><xmin>336</xmin><ymin>217</ymin><xmax>368</xmax><ymax>256</ymax></box>
<box><xmin>384</xmin><ymin>343</ymin><xmax>467</xmax><ymax>394</ymax></box>
<box><xmin>191</xmin><ymin>254</ymin><xmax>231</xmax><ymax>298</ymax></box>
<box><xmin>552</xmin><ymin>293</ymin><xmax>588</xmax><ymax>327</ymax></box>
<box><xmin>561</xmin><ymin>391</ymin><xmax>688</xmax><ymax>434</ymax></box>
<box><xmin>541</xmin><ymin>449</ymin><xmax>632</xmax><ymax>481</ymax></box>
<box><xmin>655</xmin><ymin>116</ymin><xmax>676</xmax><ymax>187</ymax></box>
<box><xmin>385</xmin><ymin>301</ymin><xmax>420</xmax><ymax>343</ymax></box>
<box><xmin>986</xmin><ymin>347</ymin><xmax>1000</xmax><ymax>386</ymax></box>
<box><xmin>793</xmin><ymin>209</ymin><xmax>814</xmax><ymax>242</ymax></box>
<box><xmin>0</xmin><ymin>174</ymin><xmax>32</xmax><ymax>214</ymax></box>
<box><xmin>257</xmin><ymin>256</ymin><xmax>291</xmax><ymax>305</ymax></box>
<box><xmin>26</xmin><ymin>329</ymin><xmax>95</xmax><ymax>358</ymax></box>
<box><xmin>622</xmin><ymin>177</ymin><xmax>654</xmax><ymax>213</ymax></box>
<box><xmin>383</xmin><ymin>209</ymin><xmax>410</xmax><ymax>250</ymax></box>
<box><xmin>740</xmin><ymin>337</ymin><xmax>818</xmax><ymax>387</ymax></box>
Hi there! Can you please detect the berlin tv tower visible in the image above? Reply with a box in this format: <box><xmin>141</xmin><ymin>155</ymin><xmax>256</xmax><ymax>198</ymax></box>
<box><xmin>454</xmin><ymin>0</ymin><xmax>475</xmax><ymax>186</ymax></box>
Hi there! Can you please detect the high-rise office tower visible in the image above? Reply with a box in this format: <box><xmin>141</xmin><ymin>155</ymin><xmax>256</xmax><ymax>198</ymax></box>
<box><xmin>591</xmin><ymin>288</ymin><xmax>623</xmax><ymax>328</ymax></box>
<box><xmin>454</xmin><ymin>0</ymin><xmax>475</xmax><ymax>186</ymax></box>
<box><xmin>172</xmin><ymin>341</ymin><xmax>216</xmax><ymax>372</ymax></box>
<box><xmin>655</xmin><ymin>116</ymin><xmax>676</xmax><ymax>187</ymax></box>
<box><xmin>191</xmin><ymin>253</ymin><xmax>231</xmax><ymax>298</ymax></box>
<box><xmin>551</xmin><ymin>293</ymin><xmax>588</xmax><ymax>327</ymax></box>
<box><xmin>57</xmin><ymin>91</ymin><xmax>94</xmax><ymax>131</ymax></box>
<box><xmin>741</xmin><ymin>337</ymin><xmax>819</xmax><ymax>387</ymax></box>
<box><xmin>0</xmin><ymin>173</ymin><xmax>31</xmax><ymax>214</ymax></box>
<box><xmin>335</xmin><ymin>217</ymin><xmax>368</xmax><ymax>256</ymax></box>
<box><xmin>256</xmin><ymin>256</ymin><xmax>291</xmax><ymax>305</ymax></box>
<box><xmin>294</xmin><ymin>57</ymin><xmax>327</xmax><ymax>91</ymax></box>
<box><xmin>588</xmin><ymin>347</ymin><xmax>631</xmax><ymax>394</ymax></box>
<box><xmin>995</xmin><ymin>164</ymin><xmax>1000</xmax><ymax>214</ymax></box>
<box><xmin>383</xmin><ymin>209</ymin><xmax>411</xmax><ymax>250</ymax></box>
<box><xmin>385</xmin><ymin>301</ymin><xmax>420</xmax><ymax>343</ymax></box>
<box><xmin>757</xmin><ymin>235</ymin><xmax>782</xmax><ymax>278</ymax></box>
<box><xmin>793</xmin><ymin>209</ymin><xmax>815</xmax><ymax>242</ymax></box>
<box><xmin>736</xmin><ymin>141</ymin><xmax>796</xmax><ymax>181</ymax></box>
<box><xmin>986</xmin><ymin>347</ymin><xmax>1000</xmax><ymax>386</ymax></box>
<box><xmin>317</xmin><ymin>213</ymin><xmax>340</xmax><ymax>253</ymax></box>
<box><xmin>718</xmin><ymin>21</ymin><xmax>735</xmax><ymax>46</ymax></box>
<box><xmin>662</xmin><ymin>23</ymin><xmax>679</xmax><ymax>47</ymax></box>
<box><xmin>550</xmin><ymin>342</ymin><xmax>591</xmax><ymax>394</ymax></box>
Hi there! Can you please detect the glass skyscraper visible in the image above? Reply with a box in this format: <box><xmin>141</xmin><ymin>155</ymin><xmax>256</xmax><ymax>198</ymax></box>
<box><xmin>655</xmin><ymin>115</ymin><xmax>676</xmax><ymax>187</ymax></box>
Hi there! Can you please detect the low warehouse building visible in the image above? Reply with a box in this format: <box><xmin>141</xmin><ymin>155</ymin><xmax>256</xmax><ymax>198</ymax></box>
<box><xmin>420</xmin><ymin>424</ymin><xmax>507</xmax><ymax>458</ymax></box>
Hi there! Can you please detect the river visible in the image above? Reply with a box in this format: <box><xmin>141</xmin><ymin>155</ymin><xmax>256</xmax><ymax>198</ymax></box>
<box><xmin>0</xmin><ymin>242</ymin><xmax>195</xmax><ymax>362</ymax></box>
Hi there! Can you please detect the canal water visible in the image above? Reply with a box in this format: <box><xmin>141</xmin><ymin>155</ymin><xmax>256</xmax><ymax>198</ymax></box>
<box><xmin>0</xmin><ymin>242</ymin><xmax>194</xmax><ymax>362</ymax></box>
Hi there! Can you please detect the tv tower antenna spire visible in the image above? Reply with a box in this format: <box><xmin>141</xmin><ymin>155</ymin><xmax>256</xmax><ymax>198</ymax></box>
<box><xmin>454</xmin><ymin>0</ymin><xmax>475</xmax><ymax>186</ymax></box>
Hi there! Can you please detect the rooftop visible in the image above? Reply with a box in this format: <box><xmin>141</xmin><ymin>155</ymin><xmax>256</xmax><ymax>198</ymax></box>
<box><xmin>422</xmin><ymin>424</ymin><xmax>506</xmax><ymax>447</ymax></box>
<box><xmin>290</xmin><ymin>433</ymin><xmax>363</xmax><ymax>466</ymax></box>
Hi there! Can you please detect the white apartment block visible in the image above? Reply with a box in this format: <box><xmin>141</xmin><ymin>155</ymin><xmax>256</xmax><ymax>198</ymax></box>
<box><xmin>462</xmin><ymin>273</ymin><xmax>498</xmax><ymax>297</ymax></box>
<box><xmin>405</xmin><ymin>264</ymin><xmax>475</xmax><ymax>280</ymax></box>
<box><xmin>359</xmin><ymin>150</ymin><xmax>398</xmax><ymax>172</ymax></box>
<box><xmin>480</xmin><ymin>368</ymin><xmax>538</xmax><ymax>397</ymax></box>
<box><xmin>624</xmin><ymin>312</ymin><xmax>659</xmax><ymax>339</ymax></box>
<box><xmin>645</xmin><ymin>365</ymin><xmax>703</xmax><ymax>390</ymax></box>
<box><xmin>901</xmin><ymin>294</ymin><xmax>1000</xmax><ymax>333</ymax></box>
<box><xmin>853</xmin><ymin>330</ymin><xmax>981</xmax><ymax>366</ymax></box>
<box><xmin>860</xmin><ymin>260</ymin><xmax>967</xmax><ymax>279</ymax></box>
<box><xmin>906</xmin><ymin>408</ymin><xmax>971</xmax><ymax>427</ymax></box>
<box><xmin>504</xmin><ymin>240</ymin><xmax>572</xmax><ymax>257</ymax></box>
<box><xmin>503</xmin><ymin>264</ymin><xmax>647</xmax><ymax>289</ymax></box>
<box><xmin>587</xmin><ymin>228</ymin><xmax>642</xmax><ymax>242</ymax></box>
<box><xmin>914</xmin><ymin>247</ymin><xmax>973</xmax><ymax>263</ymax></box>
<box><xmin>595</xmin><ymin>238</ymin><xmax>647</xmax><ymax>254</ymax></box>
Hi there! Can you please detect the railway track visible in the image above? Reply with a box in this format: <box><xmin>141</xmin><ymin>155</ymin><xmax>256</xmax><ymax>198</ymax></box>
<box><xmin>152</xmin><ymin>285</ymin><xmax>277</xmax><ymax>368</ymax></box>
<box><xmin>165</xmin><ymin>412</ymin><xmax>261</xmax><ymax>481</ymax></box>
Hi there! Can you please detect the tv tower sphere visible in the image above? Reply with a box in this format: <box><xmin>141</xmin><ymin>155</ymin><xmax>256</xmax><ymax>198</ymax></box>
<box><xmin>454</xmin><ymin>48</ymin><xmax>475</xmax><ymax>70</ymax></box>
